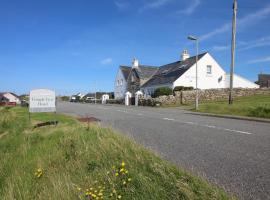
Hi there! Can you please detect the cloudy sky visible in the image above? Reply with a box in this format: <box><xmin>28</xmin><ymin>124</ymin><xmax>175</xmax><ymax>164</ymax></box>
<box><xmin>0</xmin><ymin>0</ymin><xmax>270</xmax><ymax>94</ymax></box>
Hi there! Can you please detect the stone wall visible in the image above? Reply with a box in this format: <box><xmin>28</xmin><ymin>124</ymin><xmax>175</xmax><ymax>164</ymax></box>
<box><xmin>139</xmin><ymin>88</ymin><xmax>270</xmax><ymax>105</ymax></box>
<box><xmin>178</xmin><ymin>88</ymin><xmax>270</xmax><ymax>104</ymax></box>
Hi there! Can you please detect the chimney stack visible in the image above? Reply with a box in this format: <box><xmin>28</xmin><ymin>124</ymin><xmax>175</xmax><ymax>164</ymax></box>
<box><xmin>181</xmin><ymin>50</ymin><xmax>190</xmax><ymax>61</ymax></box>
<box><xmin>132</xmin><ymin>58</ymin><xmax>139</xmax><ymax>68</ymax></box>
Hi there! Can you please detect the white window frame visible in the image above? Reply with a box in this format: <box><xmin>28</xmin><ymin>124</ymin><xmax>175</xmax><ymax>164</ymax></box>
<box><xmin>207</xmin><ymin>65</ymin><xmax>212</xmax><ymax>74</ymax></box>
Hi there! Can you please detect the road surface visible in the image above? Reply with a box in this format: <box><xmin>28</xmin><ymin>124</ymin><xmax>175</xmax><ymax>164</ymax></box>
<box><xmin>58</xmin><ymin>102</ymin><xmax>270</xmax><ymax>200</ymax></box>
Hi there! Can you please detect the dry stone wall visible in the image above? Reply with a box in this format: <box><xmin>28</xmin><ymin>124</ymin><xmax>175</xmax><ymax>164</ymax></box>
<box><xmin>139</xmin><ymin>88</ymin><xmax>270</xmax><ymax>105</ymax></box>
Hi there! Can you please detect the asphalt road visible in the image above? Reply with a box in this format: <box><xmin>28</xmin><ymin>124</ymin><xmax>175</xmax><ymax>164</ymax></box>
<box><xmin>57</xmin><ymin>102</ymin><xmax>270</xmax><ymax>200</ymax></box>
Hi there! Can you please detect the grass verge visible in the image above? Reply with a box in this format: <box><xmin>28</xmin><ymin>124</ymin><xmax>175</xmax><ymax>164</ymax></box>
<box><xmin>193</xmin><ymin>95</ymin><xmax>270</xmax><ymax>119</ymax></box>
<box><xmin>0</xmin><ymin>107</ymin><xmax>235</xmax><ymax>200</ymax></box>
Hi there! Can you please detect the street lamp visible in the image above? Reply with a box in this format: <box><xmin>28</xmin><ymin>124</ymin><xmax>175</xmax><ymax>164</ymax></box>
<box><xmin>187</xmin><ymin>35</ymin><xmax>199</xmax><ymax>110</ymax></box>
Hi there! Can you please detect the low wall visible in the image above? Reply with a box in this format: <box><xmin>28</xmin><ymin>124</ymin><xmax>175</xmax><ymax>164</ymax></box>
<box><xmin>179</xmin><ymin>88</ymin><xmax>270</xmax><ymax>104</ymax></box>
<box><xmin>139</xmin><ymin>88</ymin><xmax>270</xmax><ymax>105</ymax></box>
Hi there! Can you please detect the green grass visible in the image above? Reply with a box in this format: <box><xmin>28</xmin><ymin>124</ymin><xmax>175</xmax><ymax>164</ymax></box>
<box><xmin>194</xmin><ymin>95</ymin><xmax>270</xmax><ymax>119</ymax></box>
<box><xmin>0</xmin><ymin>107</ymin><xmax>235</xmax><ymax>200</ymax></box>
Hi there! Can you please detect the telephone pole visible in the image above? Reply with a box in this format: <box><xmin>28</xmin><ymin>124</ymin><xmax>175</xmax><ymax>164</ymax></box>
<box><xmin>229</xmin><ymin>0</ymin><xmax>237</xmax><ymax>104</ymax></box>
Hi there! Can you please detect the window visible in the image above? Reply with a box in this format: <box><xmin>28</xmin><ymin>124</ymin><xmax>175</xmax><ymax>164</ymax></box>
<box><xmin>117</xmin><ymin>80</ymin><xmax>120</xmax><ymax>86</ymax></box>
<box><xmin>121</xmin><ymin>79</ymin><xmax>123</xmax><ymax>85</ymax></box>
<box><xmin>207</xmin><ymin>65</ymin><xmax>212</xmax><ymax>74</ymax></box>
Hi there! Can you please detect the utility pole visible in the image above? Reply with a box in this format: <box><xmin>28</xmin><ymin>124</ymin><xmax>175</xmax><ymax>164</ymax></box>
<box><xmin>229</xmin><ymin>0</ymin><xmax>237</xmax><ymax>104</ymax></box>
<box><xmin>94</xmin><ymin>81</ymin><xmax>97</xmax><ymax>104</ymax></box>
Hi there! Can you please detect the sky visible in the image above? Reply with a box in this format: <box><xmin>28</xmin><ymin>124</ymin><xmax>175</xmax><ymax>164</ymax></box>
<box><xmin>0</xmin><ymin>0</ymin><xmax>270</xmax><ymax>95</ymax></box>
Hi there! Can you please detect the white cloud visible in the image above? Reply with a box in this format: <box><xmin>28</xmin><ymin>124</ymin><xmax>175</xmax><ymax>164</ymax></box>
<box><xmin>101</xmin><ymin>58</ymin><xmax>113</xmax><ymax>65</ymax></box>
<box><xmin>213</xmin><ymin>36</ymin><xmax>270</xmax><ymax>52</ymax></box>
<box><xmin>115</xmin><ymin>1</ymin><xmax>129</xmax><ymax>10</ymax></box>
<box><xmin>248</xmin><ymin>56</ymin><xmax>270</xmax><ymax>64</ymax></box>
<box><xmin>139</xmin><ymin>0</ymin><xmax>172</xmax><ymax>12</ymax></box>
<box><xmin>239</xmin><ymin>36</ymin><xmax>270</xmax><ymax>51</ymax></box>
<box><xmin>212</xmin><ymin>45</ymin><xmax>230</xmax><ymax>51</ymax></box>
<box><xmin>200</xmin><ymin>4</ymin><xmax>270</xmax><ymax>41</ymax></box>
<box><xmin>177</xmin><ymin>0</ymin><xmax>201</xmax><ymax>15</ymax></box>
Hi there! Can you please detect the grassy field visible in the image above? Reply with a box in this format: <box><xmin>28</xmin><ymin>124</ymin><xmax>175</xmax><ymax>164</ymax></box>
<box><xmin>194</xmin><ymin>95</ymin><xmax>270</xmax><ymax>119</ymax></box>
<box><xmin>0</xmin><ymin>107</ymin><xmax>234</xmax><ymax>200</ymax></box>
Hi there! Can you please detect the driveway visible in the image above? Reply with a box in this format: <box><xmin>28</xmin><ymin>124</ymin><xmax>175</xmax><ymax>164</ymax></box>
<box><xmin>57</xmin><ymin>102</ymin><xmax>270</xmax><ymax>200</ymax></box>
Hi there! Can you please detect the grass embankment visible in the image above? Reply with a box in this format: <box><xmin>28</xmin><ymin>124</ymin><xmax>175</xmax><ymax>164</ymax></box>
<box><xmin>195</xmin><ymin>95</ymin><xmax>270</xmax><ymax>119</ymax></box>
<box><xmin>0</xmin><ymin>107</ymin><xmax>234</xmax><ymax>200</ymax></box>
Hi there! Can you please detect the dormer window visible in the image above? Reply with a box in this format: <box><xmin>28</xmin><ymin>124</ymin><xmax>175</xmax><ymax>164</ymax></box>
<box><xmin>207</xmin><ymin>65</ymin><xmax>212</xmax><ymax>74</ymax></box>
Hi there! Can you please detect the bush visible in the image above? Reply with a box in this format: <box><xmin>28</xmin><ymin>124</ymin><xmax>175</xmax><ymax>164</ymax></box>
<box><xmin>139</xmin><ymin>98</ymin><xmax>161</xmax><ymax>107</ymax></box>
<box><xmin>173</xmin><ymin>86</ymin><xmax>194</xmax><ymax>92</ymax></box>
<box><xmin>153</xmin><ymin>87</ymin><xmax>172</xmax><ymax>97</ymax></box>
<box><xmin>106</xmin><ymin>99</ymin><xmax>124</xmax><ymax>104</ymax></box>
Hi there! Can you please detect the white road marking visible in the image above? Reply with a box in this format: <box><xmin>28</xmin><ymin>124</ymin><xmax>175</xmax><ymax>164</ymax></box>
<box><xmin>223</xmin><ymin>129</ymin><xmax>253</xmax><ymax>135</ymax></box>
<box><xmin>99</xmin><ymin>107</ymin><xmax>109</xmax><ymax>110</ymax></box>
<box><xmin>163</xmin><ymin>118</ymin><xmax>175</xmax><ymax>121</ymax></box>
<box><xmin>97</xmin><ymin>105</ymin><xmax>253</xmax><ymax>135</ymax></box>
<box><xmin>161</xmin><ymin>118</ymin><xmax>253</xmax><ymax>135</ymax></box>
<box><xmin>117</xmin><ymin>109</ymin><xmax>128</xmax><ymax>113</ymax></box>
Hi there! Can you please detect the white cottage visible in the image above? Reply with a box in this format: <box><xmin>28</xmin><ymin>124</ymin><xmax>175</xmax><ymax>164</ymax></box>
<box><xmin>114</xmin><ymin>66</ymin><xmax>131</xmax><ymax>100</ymax></box>
<box><xmin>141</xmin><ymin>51</ymin><xmax>259</xmax><ymax>96</ymax></box>
<box><xmin>0</xmin><ymin>92</ymin><xmax>21</xmax><ymax>104</ymax></box>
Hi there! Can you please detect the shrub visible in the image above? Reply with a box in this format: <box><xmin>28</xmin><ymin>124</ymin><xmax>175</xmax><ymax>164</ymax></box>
<box><xmin>139</xmin><ymin>98</ymin><xmax>161</xmax><ymax>107</ymax></box>
<box><xmin>106</xmin><ymin>99</ymin><xmax>124</xmax><ymax>105</ymax></box>
<box><xmin>173</xmin><ymin>86</ymin><xmax>194</xmax><ymax>92</ymax></box>
<box><xmin>153</xmin><ymin>87</ymin><xmax>172</xmax><ymax>97</ymax></box>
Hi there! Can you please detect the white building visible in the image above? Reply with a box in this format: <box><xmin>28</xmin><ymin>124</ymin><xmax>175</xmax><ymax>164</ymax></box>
<box><xmin>114</xmin><ymin>66</ymin><xmax>131</xmax><ymax>99</ymax></box>
<box><xmin>141</xmin><ymin>51</ymin><xmax>259</xmax><ymax>96</ymax></box>
<box><xmin>0</xmin><ymin>92</ymin><xmax>21</xmax><ymax>104</ymax></box>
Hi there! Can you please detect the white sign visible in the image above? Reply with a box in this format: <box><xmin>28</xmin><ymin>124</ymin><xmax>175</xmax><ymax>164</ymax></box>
<box><xmin>29</xmin><ymin>89</ymin><xmax>56</xmax><ymax>113</ymax></box>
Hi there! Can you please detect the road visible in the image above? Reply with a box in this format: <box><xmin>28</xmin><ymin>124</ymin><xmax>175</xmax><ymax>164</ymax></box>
<box><xmin>58</xmin><ymin>102</ymin><xmax>270</xmax><ymax>200</ymax></box>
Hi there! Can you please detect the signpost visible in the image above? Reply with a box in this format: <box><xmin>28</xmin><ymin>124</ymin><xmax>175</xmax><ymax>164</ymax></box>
<box><xmin>29</xmin><ymin>89</ymin><xmax>56</xmax><ymax>124</ymax></box>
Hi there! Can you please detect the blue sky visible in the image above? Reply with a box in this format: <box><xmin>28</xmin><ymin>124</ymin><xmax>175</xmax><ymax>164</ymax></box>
<box><xmin>0</xmin><ymin>0</ymin><xmax>270</xmax><ymax>95</ymax></box>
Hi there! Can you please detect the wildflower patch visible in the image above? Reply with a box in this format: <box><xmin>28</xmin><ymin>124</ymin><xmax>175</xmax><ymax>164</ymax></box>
<box><xmin>76</xmin><ymin>161</ymin><xmax>132</xmax><ymax>199</ymax></box>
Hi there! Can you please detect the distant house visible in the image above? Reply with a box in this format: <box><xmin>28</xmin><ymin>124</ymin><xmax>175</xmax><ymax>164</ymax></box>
<box><xmin>258</xmin><ymin>74</ymin><xmax>270</xmax><ymax>88</ymax></box>
<box><xmin>70</xmin><ymin>93</ymin><xmax>85</xmax><ymax>102</ymax></box>
<box><xmin>114</xmin><ymin>50</ymin><xmax>259</xmax><ymax>98</ymax></box>
<box><xmin>0</xmin><ymin>92</ymin><xmax>21</xmax><ymax>104</ymax></box>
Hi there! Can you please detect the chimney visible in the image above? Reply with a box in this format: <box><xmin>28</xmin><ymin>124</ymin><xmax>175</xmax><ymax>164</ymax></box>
<box><xmin>181</xmin><ymin>50</ymin><xmax>190</xmax><ymax>61</ymax></box>
<box><xmin>132</xmin><ymin>58</ymin><xmax>139</xmax><ymax>68</ymax></box>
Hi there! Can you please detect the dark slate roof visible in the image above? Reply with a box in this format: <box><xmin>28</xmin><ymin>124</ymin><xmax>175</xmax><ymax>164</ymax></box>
<box><xmin>135</xmin><ymin>65</ymin><xmax>159</xmax><ymax>80</ymax></box>
<box><xmin>259</xmin><ymin>74</ymin><xmax>270</xmax><ymax>80</ymax></box>
<box><xmin>142</xmin><ymin>52</ymin><xmax>207</xmax><ymax>88</ymax></box>
<box><xmin>119</xmin><ymin>66</ymin><xmax>131</xmax><ymax>81</ymax></box>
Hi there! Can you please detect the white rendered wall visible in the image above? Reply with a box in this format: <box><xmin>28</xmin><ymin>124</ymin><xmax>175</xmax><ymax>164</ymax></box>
<box><xmin>114</xmin><ymin>69</ymin><xmax>128</xmax><ymax>99</ymax></box>
<box><xmin>3</xmin><ymin>93</ymin><xmax>21</xmax><ymax>103</ymax></box>
<box><xmin>225</xmin><ymin>74</ymin><xmax>259</xmax><ymax>88</ymax></box>
<box><xmin>173</xmin><ymin>53</ymin><xmax>226</xmax><ymax>89</ymax></box>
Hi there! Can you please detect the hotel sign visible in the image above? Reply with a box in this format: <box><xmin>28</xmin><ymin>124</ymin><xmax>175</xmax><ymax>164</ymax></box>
<box><xmin>29</xmin><ymin>89</ymin><xmax>56</xmax><ymax>113</ymax></box>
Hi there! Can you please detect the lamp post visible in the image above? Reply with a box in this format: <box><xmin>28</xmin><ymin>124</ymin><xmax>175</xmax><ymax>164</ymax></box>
<box><xmin>188</xmin><ymin>35</ymin><xmax>199</xmax><ymax>110</ymax></box>
<box><xmin>229</xmin><ymin>0</ymin><xmax>237</xmax><ymax>104</ymax></box>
